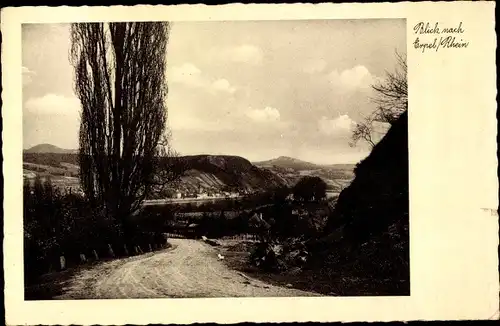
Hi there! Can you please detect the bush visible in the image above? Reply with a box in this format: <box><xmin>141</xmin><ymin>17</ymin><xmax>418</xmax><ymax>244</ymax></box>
<box><xmin>249</xmin><ymin>239</ymin><xmax>310</xmax><ymax>273</ymax></box>
<box><xmin>293</xmin><ymin>176</ymin><xmax>327</xmax><ymax>202</ymax></box>
<box><xmin>250</xmin><ymin>241</ymin><xmax>283</xmax><ymax>272</ymax></box>
<box><xmin>23</xmin><ymin>177</ymin><xmax>168</xmax><ymax>283</ymax></box>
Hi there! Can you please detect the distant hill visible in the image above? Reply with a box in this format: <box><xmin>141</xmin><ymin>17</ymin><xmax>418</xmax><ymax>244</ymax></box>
<box><xmin>22</xmin><ymin>150</ymin><xmax>287</xmax><ymax>194</ymax></box>
<box><xmin>22</xmin><ymin>145</ymin><xmax>357</xmax><ymax>194</ymax></box>
<box><xmin>253</xmin><ymin>156</ymin><xmax>320</xmax><ymax>171</ymax></box>
<box><xmin>24</xmin><ymin>144</ymin><xmax>77</xmax><ymax>154</ymax></box>
<box><xmin>164</xmin><ymin>154</ymin><xmax>287</xmax><ymax>194</ymax></box>
<box><xmin>253</xmin><ymin>156</ymin><xmax>355</xmax><ymax>192</ymax></box>
<box><xmin>320</xmin><ymin>163</ymin><xmax>358</xmax><ymax>170</ymax></box>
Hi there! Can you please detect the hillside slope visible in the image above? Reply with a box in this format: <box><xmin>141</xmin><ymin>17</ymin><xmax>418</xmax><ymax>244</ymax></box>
<box><xmin>172</xmin><ymin>155</ymin><xmax>287</xmax><ymax>193</ymax></box>
<box><xmin>324</xmin><ymin>111</ymin><xmax>408</xmax><ymax>236</ymax></box>
<box><xmin>254</xmin><ymin>156</ymin><xmax>355</xmax><ymax>191</ymax></box>
<box><xmin>254</xmin><ymin>156</ymin><xmax>320</xmax><ymax>171</ymax></box>
<box><xmin>24</xmin><ymin>144</ymin><xmax>76</xmax><ymax>154</ymax></box>
<box><xmin>309</xmin><ymin>111</ymin><xmax>409</xmax><ymax>295</ymax></box>
<box><xmin>23</xmin><ymin>152</ymin><xmax>286</xmax><ymax>194</ymax></box>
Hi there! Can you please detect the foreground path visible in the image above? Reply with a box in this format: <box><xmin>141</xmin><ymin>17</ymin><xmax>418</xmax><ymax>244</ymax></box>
<box><xmin>55</xmin><ymin>238</ymin><xmax>318</xmax><ymax>299</ymax></box>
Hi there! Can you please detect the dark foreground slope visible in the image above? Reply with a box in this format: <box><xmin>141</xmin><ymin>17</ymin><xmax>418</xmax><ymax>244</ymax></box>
<box><xmin>309</xmin><ymin>111</ymin><xmax>409</xmax><ymax>295</ymax></box>
<box><xmin>324</xmin><ymin>111</ymin><xmax>409</xmax><ymax>237</ymax></box>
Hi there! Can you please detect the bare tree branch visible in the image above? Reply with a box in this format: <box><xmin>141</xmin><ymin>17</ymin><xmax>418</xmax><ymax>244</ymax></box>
<box><xmin>349</xmin><ymin>116</ymin><xmax>376</xmax><ymax>149</ymax></box>
<box><xmin>350</xmin><ymin>51</ymin><xmax>407</xmax><ymax>148</ymax></box>
<box><xmin>370</xmin><ymin>50</ymin><xmax>407</xmax><ymax>125</ymax></box>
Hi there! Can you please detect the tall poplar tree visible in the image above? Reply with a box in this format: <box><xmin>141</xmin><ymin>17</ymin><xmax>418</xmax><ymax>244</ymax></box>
<box><xmin>70</xmin><ymin>22</ymin><xmax>171</xmax><ymax>236</ymax></box>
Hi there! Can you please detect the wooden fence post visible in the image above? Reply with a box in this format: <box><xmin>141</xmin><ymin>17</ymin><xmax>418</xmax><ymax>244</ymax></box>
<box><xmin>149</xmin><ymin>244</ymin><xmax>153</xmax><ymax>252</ymax></box>
<box><xmin>80</xmin><ymin>254</ymin><xmax>87</xmax><ymax>263</ymax></box>
<box><xmin>108</xmin><ymin>244</ymin><xmax>115</xmax><ymax>258</ymax></box>
<box><xmin>59</xmin><ymin>255</ymin><xmax>66</xmax><ymax>270</ymax></box>
<box><xmin>123</xmin><ymin>244</ymin><xmax>129</xmax><ymax>256</ymax></box>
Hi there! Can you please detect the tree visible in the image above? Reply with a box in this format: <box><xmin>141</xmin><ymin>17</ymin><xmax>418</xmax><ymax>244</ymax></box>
<box><xmin>350</xmin><ymin>51</ymin><xmax>407</xmax><ymax>148</ymax></box>
<box><xmin>33</xmin><ymin>175</ymin><xmax>44</xmax><ymax>205</ymax></box>
<box><xmin>24</xmin><ymin>178</ymin><xmax>36</xmax><ymax>231</ymax></box>
<box><xmin>349</xmin><ymin>117</ymin><xmax>376</xmax><ymax>148</ymax></box>
<box><xmin>151</xmin><ymin>131</ymin><xmax>187</xmax><ymax>198</ymax></box>
<box><xmin>371</xmin><ymin>51</ymin><xmax>407</xmax><ymax>125</ymax></box>
<box><xmin>70</xmin><ymin>22</ymin><xmax>171</xmax><ymax>237</ymax></box>
<box><xmin>43</xmin><ymin>176</ymin><xmax>55</xmax><ymax>202</ymax></box>
<box><xmin>271</xmin><ymin>185</ymin><xmax>291</xmax><ymax>204</ymax></box>
<box><xmin>293</xmin><ymin>176</ymin><xmax>327</xmax><ymax>202</ymax></box>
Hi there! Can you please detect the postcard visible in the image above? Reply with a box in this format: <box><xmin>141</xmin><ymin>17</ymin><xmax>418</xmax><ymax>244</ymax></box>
<box><xmin>2</xmin><ymin>2</ymin><xmax>498</xmax><ymax>324</ymax></box>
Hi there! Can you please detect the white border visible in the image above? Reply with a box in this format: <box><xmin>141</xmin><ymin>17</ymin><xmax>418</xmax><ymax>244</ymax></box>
<box><xmin>2</xmin><ymin>2</ymin><xmax>498</xmax><ymax>324</ymax></box>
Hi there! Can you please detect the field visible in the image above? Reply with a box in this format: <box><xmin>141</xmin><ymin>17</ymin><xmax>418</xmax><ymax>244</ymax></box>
<box><xmin>23</xmin><ymin>153</ymin><xmax>81</xmax><ymax>193</ymax></box>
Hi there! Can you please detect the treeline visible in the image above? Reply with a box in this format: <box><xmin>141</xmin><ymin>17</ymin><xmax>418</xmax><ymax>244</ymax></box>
<box><xmin>23</xmin><ymin>176</ymin><xmax>168</xmax><ymax>285</ymax></box>
<box><xmin>137</xmin><ymin>188</ymin><xmax>332</xmax><ymax>241</ymax></box>
<box><xmin>23</xmin><ymin>153</ymin><xmax>79</xmax><ymax>168</ymax></box>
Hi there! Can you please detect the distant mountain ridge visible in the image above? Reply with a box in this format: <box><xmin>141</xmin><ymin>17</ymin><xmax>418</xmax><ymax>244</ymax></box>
<box><xmin>253</xmin><ymin>156</ymin><xmax>320</xmax><ymax>170</ymax></box>
<box><xmin>23</xmin><ymin>148</ymin><xmax>287</xmax><ymax>194</ymax></box>
<box><xmin>254</xmin><ymin>156</ymin><xmax>356</xmax><ymax>171</ymax></box>
<box><xmin>23</xmin><ymin>145</ymin><xmax>355</xmax><ymax>194</ymax></box>
<box><xmin>253</xmin><ymin>155</ymin><xmax>356</xmax><ymax>192</ymax></box>
<box><xmin>24</xmin><ymin>144</ymin><xmax>77</xmax><ymax>154</ymax></box>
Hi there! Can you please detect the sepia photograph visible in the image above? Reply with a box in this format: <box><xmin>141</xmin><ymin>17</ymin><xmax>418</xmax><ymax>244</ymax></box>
<box><xmin>3</xmin><ymin>2</ymin><xmax>497</xmax><ymax>324</ymax></box>
<box><xmin>22</xmin><ymin>19</ymin><xmax>409</xmax><ymax>300</ymax></box>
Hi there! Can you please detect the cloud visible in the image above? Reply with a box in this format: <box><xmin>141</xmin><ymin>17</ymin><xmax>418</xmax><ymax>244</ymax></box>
<box><xmin>22</xmin><ymin>66</ymin><xmax>36</xmax><ymax>86</ymax></box>
<box><xmin>167</xmin><ymin>91</ymin><xmax>236</xmax><ymax>132</ymax></box>
<box><xmin>169</xmin><ymin>63</ymin><xmax>237</xmax><ymax>94</ymax></box>
<box><xmin>246</xmin><ymin>106</ymin><xmax>280</xmax><ymax>122</ymax></box>
<box><xmin>214</xmin><ymin>44</ymin><xmax>264</xmax><ymax>65</ymax></box>
<box><xmin>25</xmin><ymin>93</ymin><xmax>80</xmax><ymax>115</ymax></box>
<box><xmin>24</xmin><ymin>94</ymin><xmax>81</xmax><ymax>149</ymax></box>
<box><xmin>303</xmin><ymin>59</ymin><xmax>327</xmax><ymax>74</ymax></box>
<box><xmin>318</xmin><ymin>114</ymin><xmax>356</xmax><ymax>135</ymax></box>
<box><xmin>212</xmin><ymin>78</ymin><xmax>236</xmax><ymax>94</ymax></box>
<box><xmin>168</xmin><ymin>63</ymin><xmax>203</xmax><ymax>86</ymax></box>
<box><xmin>170</xmin><ymin>110</ymin><xmax>220</xmax><ymax>132</ymax></box>
<box><xmin>328</xmin><ymin>65</ymin><xmax>377</xmax><ymax>91</ymax></box>
<box><xmin>230</xmin><ymin>45</ymin><xmax>263</xmax><ymax>65</ymax></box>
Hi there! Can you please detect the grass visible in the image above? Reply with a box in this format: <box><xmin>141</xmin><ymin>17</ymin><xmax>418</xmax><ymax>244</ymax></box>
<box><xmin>218</xmin><ymin>239</ymin><xmax>327</xmax><ymax>294</ymax></box>
<box><xmin>23</xmin><ymin>162</ymin><xmax>78</xmax><ymax>178</ymax></box>
<box><xmin>219</xmin><ymin>239</ymin><xmax>410</xmax><ymax>296</ymax></box>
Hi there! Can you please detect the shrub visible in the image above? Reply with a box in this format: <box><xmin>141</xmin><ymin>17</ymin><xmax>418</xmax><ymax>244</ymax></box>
<box><xmin>23</xmin><ymin>178</ymin><xmax>169</xmax><ymax>283</ymax></box>
<box><xmin>293</xmin><ymin>176</ymin><xmax>327</xmax><ymax>202</ymax></box>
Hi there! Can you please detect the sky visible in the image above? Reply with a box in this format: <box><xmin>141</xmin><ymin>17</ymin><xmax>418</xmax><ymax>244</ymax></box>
<box><xmin>22</xmin><ymin>19</ymin><xmax>406</xmax><ymax>164</ymax></box>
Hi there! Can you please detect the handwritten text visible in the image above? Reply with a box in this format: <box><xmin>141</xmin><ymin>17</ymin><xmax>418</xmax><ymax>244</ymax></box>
<box><xmin>413</xmin><ymin>22</ymin><xmax>468</xmax><ymax>53</ymax></box>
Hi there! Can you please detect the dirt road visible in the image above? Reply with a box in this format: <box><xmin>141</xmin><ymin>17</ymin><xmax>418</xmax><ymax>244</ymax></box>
<box><xmin>55</xmin><ymin>239</ymin><xmax>318</xmax><ymax>299</ymax></box>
